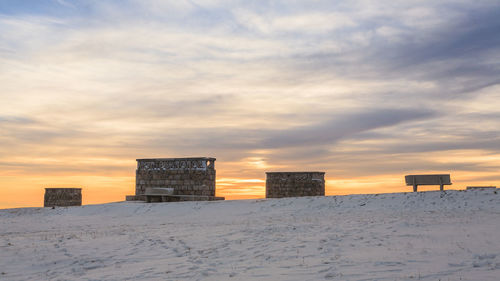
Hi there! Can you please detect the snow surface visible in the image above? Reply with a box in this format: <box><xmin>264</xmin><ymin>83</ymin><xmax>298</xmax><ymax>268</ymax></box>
<box><xmin>1</xmin><ymin>189</ymin><xmax>499</xmax><ymax>280</ymax></box>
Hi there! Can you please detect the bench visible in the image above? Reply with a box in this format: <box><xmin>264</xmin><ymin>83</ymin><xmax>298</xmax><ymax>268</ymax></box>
<box><xmin>144</xmin><ymin>187</ymin><xmax>224</xmax><ymax>202</ymax></box>
<box><xmin>144</xmin><ymin>187</ymin><xmax>174</xmax><ymax>203</ymax></box>
<box><xmin>147</xmin><ymin>195</ymin><xmax>225</xmax><ymax>202</ymax></box>
<box><xmin>405</xmin><ymin>174</ymin><xmax>451</xmax><ymax>192</ymax></box>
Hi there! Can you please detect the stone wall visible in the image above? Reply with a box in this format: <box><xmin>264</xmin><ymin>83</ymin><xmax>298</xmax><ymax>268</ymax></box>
<box><xmin>135</xmin><ymin>157</ymin><xmax>216</xmax><ymax>196</ymax></box>
<box><xmin>44</xmin><ymin>188</ymin><xmax>82</xmax><ymax>207</ymax></box>
<box><xmin>266</xmin><ymin>172</ymin><xmax>325</xmax><ymax>198</ymax></box>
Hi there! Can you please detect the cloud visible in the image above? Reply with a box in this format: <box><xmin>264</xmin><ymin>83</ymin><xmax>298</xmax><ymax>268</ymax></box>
<box><xmin>0</xmin><ymin>116</ymin><xmax>34</xmax><ymax>124</ymax></box>
<box><xmin>234</xmin><ymin>10</ymin><xmax>355</xmax><ymax>35</ymax></box>
<box><xmin>261</xmin><ymin>108</ymin><xmax>434</xmax><ymax>148</ymax></box>
<box><xmin>284</xmin><ymin>3</ymin><xmax>500</xmax><ymax>98</ymax></box>
<box><xmin>0</xmin><ymin>0</ymin><xmax>500</xmax><ymax>197</ymax></box>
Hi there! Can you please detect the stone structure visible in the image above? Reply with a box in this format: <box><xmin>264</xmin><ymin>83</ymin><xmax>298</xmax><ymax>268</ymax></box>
<box><xmin>405</xmin><ymin>174</ymin><xmax>452</xmax><ymax>192</ymax></box>
<box><xmin>266</xmin><ymin>172</ymin><xmax>325</xmax><ymax>198</ymax></box>
<box><xmin>127</xmin><ymin>157</ymin><xmax>223</xmax><ymax>202</ymax></box>
<box><xmin>44</xmin><ymin>188</ymin><xmax>82</xmax><ymax>207</ymax></box>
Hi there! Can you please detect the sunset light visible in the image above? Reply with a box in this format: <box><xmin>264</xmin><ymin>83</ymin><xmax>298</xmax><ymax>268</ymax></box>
<box><xmin>1</xmin><ymin>2</ymin><xmax>500</xmax><ymax>280</ymax></box>
<box><xmin>1</xmin><ymin>1</ymin><xmax>499</xmax><ymax>209</ymax></box>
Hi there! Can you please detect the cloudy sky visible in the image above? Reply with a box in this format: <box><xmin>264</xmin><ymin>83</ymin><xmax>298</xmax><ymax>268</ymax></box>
<box><xmin>1</xmin><ymin>0</ymin><xmax>499</xmax><ymax>208</ymax></box>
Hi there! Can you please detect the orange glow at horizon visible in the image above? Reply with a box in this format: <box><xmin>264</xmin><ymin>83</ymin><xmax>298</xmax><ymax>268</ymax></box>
<box><xmin>2</xmin><ymin>168</ymin><xmax>498</xmax><ymax>209</ymax></box>
<box><xmin>1</xmin><ymin>1</ymin><xmax>499</xmax><ymax>211</ymax></box>
<box><xmin>0</xmin><ymin>175</ymin><xmax>134</xmax><ymax>209</ymax></box>
<box><xmin>1</xmin><ymin>148</ymin><xmax>499</xmax><ymax>209</ymax></box>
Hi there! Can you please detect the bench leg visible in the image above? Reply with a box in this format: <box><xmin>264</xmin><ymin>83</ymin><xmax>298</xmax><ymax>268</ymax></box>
<box><xmin>413</xmin><ymin>184</ymin><xmax>418</xmax><ymax>192</ymax></box>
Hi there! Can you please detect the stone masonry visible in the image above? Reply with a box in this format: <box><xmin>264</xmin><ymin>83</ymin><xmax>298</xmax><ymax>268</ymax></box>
<box><xmin>44</xmin><ymin>188</ymin><xmax>82</xmax><ymax>207</ymax></box>
<box><xmin>135</xmin><ymin>157</ymin><xmax>216</xmax><ymax>197</ymax></box>
<box><xmin>266</xmin><ymin>172</ymin><xmax>325</xmax><ymax>198</ymax></box>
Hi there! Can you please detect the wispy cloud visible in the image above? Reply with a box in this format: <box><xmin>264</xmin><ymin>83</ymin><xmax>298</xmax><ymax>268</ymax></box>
<box><xmin>1</xmin><ymin>0</ymin><xmax>500</xmax><ymax>206</ymax></box>
<box><xmin>261</xmin><ymin>109</ymin><xmax>434</xmax><ymax>148</ymax></box>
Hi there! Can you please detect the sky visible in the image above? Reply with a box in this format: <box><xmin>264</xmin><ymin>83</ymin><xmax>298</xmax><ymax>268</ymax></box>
<box><xmin>1</xmin><ymin>0</ymin><xmax>500</xmax><ymax>209</ymax></box>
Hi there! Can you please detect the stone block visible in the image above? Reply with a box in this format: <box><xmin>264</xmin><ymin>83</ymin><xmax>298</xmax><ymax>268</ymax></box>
<box><xmin>129</xmin><ymin>157</ymin><xmax>217</xmax><ymax>200</ymax></box>
<box><xmin>266</xmin><ymin>172</ymin><xmax>325</xmax><ymax>198</ymax></box>
<box><xmin>44</xmin><ymin>188</ymin><xmax>82</xmax><ymax>207</ymax></box>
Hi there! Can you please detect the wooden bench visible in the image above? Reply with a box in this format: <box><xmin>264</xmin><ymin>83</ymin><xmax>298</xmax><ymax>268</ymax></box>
<box><xmin>405</xmin><ymin>174</ymin><xmax>452</xmax><ymax>192</ymax></box>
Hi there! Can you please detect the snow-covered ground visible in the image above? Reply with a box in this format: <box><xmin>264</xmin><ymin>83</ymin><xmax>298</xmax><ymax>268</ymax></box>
<box><xmin>0</xmin><ymin>189</ymin><xmax>499</xmax><ymax>281</ymax></box>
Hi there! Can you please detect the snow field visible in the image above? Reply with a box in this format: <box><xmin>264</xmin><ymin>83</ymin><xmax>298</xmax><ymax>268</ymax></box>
<box><xmin>0</xmin><ymin>189</ymin><xmax>499</xmax><ymax>280</ymax></box>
